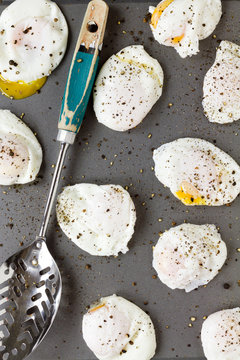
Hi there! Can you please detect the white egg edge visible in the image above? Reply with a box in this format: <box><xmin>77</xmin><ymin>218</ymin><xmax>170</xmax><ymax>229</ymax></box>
<box><xmin>115</xmin><ymin>45</ymin><xmax>164</xmax><ymax>88</ymax></box>
<box><xmin>152</xmin><ymin>137</ymin><xmax>240</xmax><ymax>206</ymax></box>
<box><xmin>152</xmin><ymin>223</ymin><xmax>227</xmax><ymax>292</ymax></box>
<box><xmin>0</xmin><ymin>109</ymin><xmax>42</xmax><ymax>185</ymax></box>
<box><xmin>93</xmin><ymin>45</ymin><xmax>164</xmax><ymax>132</ymax></box>
<box><xmin>149</xmin><ymin>0</ymin><xmax>222</xmax><ymax>58</ymax></box>
<box><xmin>56</xmin><ymin>183</ymin><xmax>137</xmax><ymax>256</ymax></box>
<box><xmin>83</xmin><ymin>294</ymin><xmax>157</xmax><ymax>360</ymax></box>
<box><xmin>0</xmin><ymin>0</ymin><xmax>68</xmax><ymax>82</ymax></box>
<box><xmin>203</xmin><ymin>40</ymin><xmax>240</xmax><ymax>124</ymax></box>
<box><xmin>201</xmin><ymin>307</ymin><xmax>240</xmax><ymax>360</ymax></box>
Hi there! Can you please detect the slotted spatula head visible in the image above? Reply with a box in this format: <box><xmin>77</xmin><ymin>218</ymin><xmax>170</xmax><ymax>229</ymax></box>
<box><xmin>0</xmin><ymin>239</ymin><xmax>61</xmax><ymax>360</ymax></box>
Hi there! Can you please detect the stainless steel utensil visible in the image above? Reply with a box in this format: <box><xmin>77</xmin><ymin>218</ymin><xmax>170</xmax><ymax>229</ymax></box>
<box><xmin>0</xmin><ymin>1</ymin><xmax>108</xmax><ymax>359</ymax></box>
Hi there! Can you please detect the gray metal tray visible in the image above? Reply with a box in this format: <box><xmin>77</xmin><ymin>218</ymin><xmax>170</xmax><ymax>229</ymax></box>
<box><xmin>0</xmin><ymin>1</ymin><xmax>239</xmax><ymax>359</ymax></box>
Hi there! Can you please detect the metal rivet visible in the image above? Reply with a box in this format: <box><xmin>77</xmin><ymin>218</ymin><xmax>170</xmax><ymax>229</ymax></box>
<box><xmin>12</xmin><ymin>348</ymin><xmax>18</xmax><ymax>356</ymax></box>
<box><xmin>20</xmin><ymin>343</ymin><xmax>26</xmax><ymax>351</ymax></box>
<box><xmin>32</xmin><ymin>258</ymin><xmax>38</xmax><ymax>266</ymax></box>
<box><xmin>35</xmin><ymin>242</ymin><xmax>42</xmax><ymax>249</ymax></box>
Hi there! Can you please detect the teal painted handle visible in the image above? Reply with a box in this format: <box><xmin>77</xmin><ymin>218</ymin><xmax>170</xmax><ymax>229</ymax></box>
<box><xmin>58</xmin><ymin>0</ymin><xmax>108</xmax><ymax>134</ymax></box>
<box><xmin>59</xmin><ymin>51</ymin><xmax>99</xmax><ymax>133</ymax></box>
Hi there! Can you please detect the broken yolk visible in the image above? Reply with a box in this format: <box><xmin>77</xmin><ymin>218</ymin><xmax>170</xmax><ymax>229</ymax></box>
<box><xmin>0</xmin><ymin>75</ymin><xmax>47</xmax><ymax>100</ymax></box>
<box><xmin>151</xmin><ymin>0</ymin><xmax>185</xmax><ymax>44</ymax></box>
<box><xmin>170</xmin><ymin>34</ymin><xmax>185</xmax><ymax>44</ymax></box>
<box><xmin>151</xmin><ymin>0</ymin><xmax>174</xmax><ymax>29</ymax></box>
<box><xmin>176</xmin><ymin>188</ymin><xmax>206</xmax><ymax>205</ymax></box>
<box><xmin>175</xmin><ymin>181</ymin><xmax>206</xmax><ymax>205</ymax></box>
<box><xmin>89</xmin><ymin>304</ymin><xmax>106</xmax><ymax>313</ymax></box>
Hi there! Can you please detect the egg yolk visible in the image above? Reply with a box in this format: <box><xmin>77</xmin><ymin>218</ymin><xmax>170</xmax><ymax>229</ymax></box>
<box><xmin>151</xmin><ymin>0</ymin><xmax>185</xmax><ymax>44</ymax></box>
<box><xmin>0</xmin><ymin>75</ymin><xmax>47</xmax><ymax>100</ymax></box>
<box><xmin>151</xmin><ymin>0</ymin><xmax>174</xmax><ymax>29</ymax></box>
<box><xmin>170</xmin><ymin>34</ymin><xmax>185</xmax><ymax>44</ymax></box>
<box><xmin>176</xmin><ymin>181</ymin><xmax>206</xmax><ymax>205</ymax></box>
<box><xmin>89</xmin><ymin>304</ymin><xmax>106</xmax><ymax>313</ymax></box>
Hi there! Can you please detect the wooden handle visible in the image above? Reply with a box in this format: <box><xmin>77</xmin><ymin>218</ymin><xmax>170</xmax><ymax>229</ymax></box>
<box><xmin>58</xmin><ymin>0</ymin><xmax>108</xmax><ymax>133</ymax></box>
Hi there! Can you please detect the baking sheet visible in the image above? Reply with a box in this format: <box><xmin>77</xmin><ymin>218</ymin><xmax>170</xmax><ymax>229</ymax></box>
<box><xmin>0</xmin><ymin>1</ymin><xmax>240</xmax><ymax>359</ymax></box>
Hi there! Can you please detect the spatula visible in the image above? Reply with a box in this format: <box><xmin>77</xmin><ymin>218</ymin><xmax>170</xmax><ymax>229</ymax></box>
<box><xmin>0</xmin><ymin>1</ymin><xmax>108</xmax><ymax>359</ymax></box>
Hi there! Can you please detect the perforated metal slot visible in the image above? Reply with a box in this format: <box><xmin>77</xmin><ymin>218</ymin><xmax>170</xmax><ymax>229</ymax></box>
<box><xmin>39</xmin><ymin>267</ymin><xmax>50</xmax><ymax>276</ymax></box>
<box><xmin>18</xmin><ymin>260</ymin><xmax>27</xmax><ymax>272</ymax></box>
<box><xmin>0</xmin><ymin>240</ymin><xmax>61</xmax><ymax>359</ymax></box>
<box><xmin>35</xmin><ymin>280</ymin><xmax>45</xmax><ymax>289</ymax></box>
<box><xmin>31</xmin><ymin>293</ymin><xmax>42</xmax><ymax>302</ymax></box>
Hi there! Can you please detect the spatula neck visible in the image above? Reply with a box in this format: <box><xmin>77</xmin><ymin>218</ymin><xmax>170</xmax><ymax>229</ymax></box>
<box><xmin>38</xmin><ymin>141</ymin><xmax>70</xmax><ymax>239</ymax></box>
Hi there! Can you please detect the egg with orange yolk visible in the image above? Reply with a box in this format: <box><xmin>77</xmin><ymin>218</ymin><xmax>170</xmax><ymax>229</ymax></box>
<box><xmin>153</xmin><ymin>138</ymin><xmax>240</xmax><ymax>206</ymax></box>
<box><xmin>0</xmin><ymin>109</ymin><xmax>42</xmax><ymax>185</ymax></box>
<box><xmin>153</xmin><ymin>223</ymin><xmax>227</xmax><ymax>292</ymax></box>
<box><xmin>0</xmin><ymin>0</ymin><xmax>68</xmax><ymax>99</ymax></box>
<box><xmin>149</xmin><ymin>0</ymin><xmax>222</xmax><ymax>58</ymax></box>
<box><xmin>82</xmin><ymin>295</ymin><xmax>156</xmax><ymax>360</ymax></box>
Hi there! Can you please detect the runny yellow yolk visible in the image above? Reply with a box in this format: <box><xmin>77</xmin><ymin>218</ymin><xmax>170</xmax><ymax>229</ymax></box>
<box><xmin>151</xmin><ymin>0</ymin><xmax>174</xmax><ymax>29</ymax></box>
<box><xmin>89</xmin><ymin>304</ymin><xmax>106</xmax><ymax>313</ymax></box>
<box><xmin>0</xmin><ymin>75</ymin><xmax>47</xmax><ymax>100</ymax></box>
<box><xmin>170</xmin><ymin>34</ymin><xmax>185</xmax><ymax>44</ymax></box>
<box><xmin>175</xmin><ymin>181</ymin><xmax>206</xmax><ymax>205</ymax></box>
<box><xmin>151</xmin><ymin>0</ymin><xmax>185</xmax><ymax>44</ymax></box>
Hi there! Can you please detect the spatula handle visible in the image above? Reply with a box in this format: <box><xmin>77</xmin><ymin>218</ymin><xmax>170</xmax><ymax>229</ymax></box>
<box><xmin>58</xmin><ymin>0</ymin><xmax>108</xmax><ymax>142</ymax></box>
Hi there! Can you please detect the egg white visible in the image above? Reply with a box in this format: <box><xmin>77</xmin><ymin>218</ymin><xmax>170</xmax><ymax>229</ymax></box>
<box><xmin>153</xmin><ymin>223</ymin><xmax>227</xmax><ymax>292</ymax></box>
<box><xmin>0</xmin><ymin>0</ymin><xmax>68</xmax><ymax>82</ymax></box>
<box><xmin>93</xmin><ymin>45</ymin><xmax>163</xmax><ymax>131</ymax></box>
<box><xmin>149</xmin><ymin>0</ymin><xmax>222</xmax><ymax>58</ymax></box>
<box><xmin>203</xmin><ymin>41</ymin><xmax>240</xmax><ymax>124</ymax></box>
<box><xmin>0</xmin><ymin>109</ymin><xmax>42</xmax><ymax>185</ymax></box>
<box><xmin>201</xmin><ymin>308</ymin><xmax>240</xmax><ymax>360</ymax></box>
<box><xmin>82</xmin><ymin>294</ymin><xmax>156</xmax><ymax>360</ymax></box>
<box><xmin>153</xmin><ymin>138</ymin><xmax>240</xmax><ymax>206</ymax></box>
<box><xmin>56</xmin><ymin>184</ymin><xmax>136</xmax><ymax>256</ymax></box>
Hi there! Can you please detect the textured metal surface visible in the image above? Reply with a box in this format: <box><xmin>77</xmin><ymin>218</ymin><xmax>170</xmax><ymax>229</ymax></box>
<box><xmin>0</xmin><ymin>1</ymin><xmax>239</xmax><ymax>360</ymax></box>
<box><xmin>0</xmin><ymin>239</ymin><xmax>61</xmax><ymax>360</ymax></box>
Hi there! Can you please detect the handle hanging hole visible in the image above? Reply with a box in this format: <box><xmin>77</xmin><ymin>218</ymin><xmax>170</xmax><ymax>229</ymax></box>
<box><xmin>87</xmin><ymin>21</ymin><xmax>98</xmax><ymax>33</ymax></box>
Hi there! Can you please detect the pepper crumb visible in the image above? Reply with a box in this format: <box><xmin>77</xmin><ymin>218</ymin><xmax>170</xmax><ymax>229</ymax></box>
<box><xmin>223</xmin><ymin>283</ymin><xmax>230</xmax><ymax>289</ymax></box>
